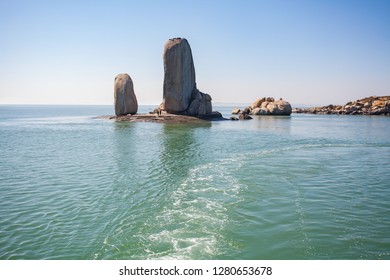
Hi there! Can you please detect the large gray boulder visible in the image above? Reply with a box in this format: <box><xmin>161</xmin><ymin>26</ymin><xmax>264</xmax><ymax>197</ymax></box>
<box><xmin>186</xmin><ymin>88</ymin><xmax>212</xmax><ymax>116</ymax></box>
<box><xmin>266</xmin><ymin>100</ymin><xmax>292</xmax><ymax>115</ymax></box>
<box><xmin>163</xmin><ymin>38</ymin><xmax>196</xmax><ymax>113</ymax></box>
<box><xmin>247</xmin><ymin>97</ymin><xmax>292</xmax><ymax>116</ymax></box>
<box><xmin>114</xmin><ymin>73</ymin><xmax>138</xmax><ymax>116</ymax></box>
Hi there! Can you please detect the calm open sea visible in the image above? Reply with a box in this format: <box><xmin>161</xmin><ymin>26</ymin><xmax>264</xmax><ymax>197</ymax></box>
<box><xmin>0</xmin><ymin>105</ymin><xmax>389</xmax><ymax>260</ymax></box>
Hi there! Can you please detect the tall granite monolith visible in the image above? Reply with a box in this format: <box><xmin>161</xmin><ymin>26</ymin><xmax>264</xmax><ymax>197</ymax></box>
<box><xmin>162</xmin><ymin>38</ymin><xmax>196</xmax><ymax>113</ymax></box>
<box><xmin>162</xmin><ymin>37</ymin><xmax>215</xmax><ymax>116</ymax></box>
<box><xmin>114</xmin><ymin>73</ymin><xmax>138</xmax><ymax>116</ymax></box>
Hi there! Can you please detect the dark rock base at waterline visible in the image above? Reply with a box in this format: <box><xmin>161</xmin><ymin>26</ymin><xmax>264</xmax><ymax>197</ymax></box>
<box><xmin>96</xmin><ymin>111</ymin><xmax>225</xmax><ymax>124</ymax></box>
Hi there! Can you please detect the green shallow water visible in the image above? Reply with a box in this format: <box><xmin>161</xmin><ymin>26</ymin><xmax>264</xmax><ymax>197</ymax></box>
<box><xmin>0</xmin><ymin>105</ymin><xmax>389</xmax><ymax>259</ymax></box>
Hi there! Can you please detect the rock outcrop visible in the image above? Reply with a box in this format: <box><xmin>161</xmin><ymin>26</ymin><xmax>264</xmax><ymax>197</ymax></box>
<box><xmin>186</xmin><ymin>88</ymin><xmax>213</xmax><ymax>116</ymax></box>
<box><xmin>231</xmin><ymin>108</ymin><xmax>241</xmax><ymax>114</ymax></box>
<box><xmin>233</xmin><ymin>97</ymin><xmax>292</xmax><ymax>116</ymax></box>
<box><xmin>265</xmin><ymin>99</ymin><xmax>292</xmax><ymax>115</ymax></box>
<box><xmin>239</xmin><ymin>113</ymin><xmax>252</xmax><ymax>120</ymax></box>
<box><xmin>163</xmin><ymin>38</ymin><xmax>195</xmax><ymax>113</ymax></box>
<box><xmin>293</xmin><ymin>96</ymin><xmax>390</xmax><ymax>115</ymax></box>
<box><xmin>162</xmin><ymin>37</ymin><xmax>214</xmax><ymax>116</ymax></box>
<box><xmin>114</xmin><ymin>73</ymin><xmax>138</xmax><ymax>116</ymax></box>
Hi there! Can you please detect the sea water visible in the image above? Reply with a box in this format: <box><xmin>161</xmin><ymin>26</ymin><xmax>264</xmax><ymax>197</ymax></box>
<box><xmin>0</xmin><ymin>105</ymin><xmax>389</xmax><ymax>259</ymax></box>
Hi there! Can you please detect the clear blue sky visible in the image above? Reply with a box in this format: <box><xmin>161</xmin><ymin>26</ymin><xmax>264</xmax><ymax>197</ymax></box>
<box><xmin>1</xmin><ymin>0</ymin><xmax>389</xmax><ymax>106</ymax></box>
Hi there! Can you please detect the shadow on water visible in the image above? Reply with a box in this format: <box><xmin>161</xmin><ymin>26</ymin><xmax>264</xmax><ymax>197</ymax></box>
<box><xmin>90</xmin><ymin>121</ymin><xmax>140</xmax><ymax>259</ymax></box>
<box><xmin>94</xmin><ymin>121</ymin><xmax>171</xmax><ymax>259</ymax></box>
<box><xmin>160</xmin><ymin>124</ymin><xmax>202</xmax><ymax>185</ymax></box>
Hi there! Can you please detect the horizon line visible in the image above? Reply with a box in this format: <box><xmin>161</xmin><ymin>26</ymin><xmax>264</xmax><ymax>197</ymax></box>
<box><xmin>0</xmin><ymin>102</ymin><xmax>324</xmax><ymax>108</ymax></box>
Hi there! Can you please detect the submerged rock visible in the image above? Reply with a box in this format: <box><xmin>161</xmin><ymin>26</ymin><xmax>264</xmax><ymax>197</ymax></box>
<box><xmin>114</xmin><ymin>73</ymin><xmax>138</xmax><ymax>116</ymax></box>
<box><xmin>239</xmin><ymin>113</ymin><xmax>252</xmax><ymax>120</ymax></box>
<box><xmin>242</xmin><ymin>106</ymin><xmax>252</xmax><ymax>115</ymax></box>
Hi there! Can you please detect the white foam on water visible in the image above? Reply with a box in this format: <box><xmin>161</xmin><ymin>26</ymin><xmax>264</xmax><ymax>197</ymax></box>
<box><xmin>134</xmin><ymin>143</ymin><xmax>343</xmax><ymax>259</ymax></box>
<box><xmin>136</xmin><ymin>158</ymin><xmax>247</xmax><ymax>259</ymax></box>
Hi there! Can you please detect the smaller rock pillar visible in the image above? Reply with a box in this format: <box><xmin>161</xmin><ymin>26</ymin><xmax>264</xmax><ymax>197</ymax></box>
<box><xmin>114</xmin><ymin>73</ymin><xmax>138</xmax><ymax>116</ymax></box>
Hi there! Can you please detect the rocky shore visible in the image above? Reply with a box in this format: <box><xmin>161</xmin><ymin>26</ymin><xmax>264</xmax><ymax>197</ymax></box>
<box><xmin>96</xmin><ymin>111</ymin><xmax>225</xmax><ymax>124</ymax></box>
<box><xmin>293</xmin><ymin>96</ymin><xmax>390</xmax><ymax>115</ymax></box>
<box><xmin>231</xmin><ymin>97</ymin><xmax>292</xmax><ymax>120</ymax></box>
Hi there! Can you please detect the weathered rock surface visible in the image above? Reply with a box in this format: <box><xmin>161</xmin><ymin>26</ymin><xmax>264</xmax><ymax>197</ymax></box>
<box><xmin>114</xmin><ymin>73</ymin><xmax>138</xmax><ymax>116</ymax></box>
<box><xmin>163</xmin><ymin>38</ymin><xmax>196</xmax><ymax>113</ymax></box>
<box><xmin>186</xmin><ymin>88</ymin><xmax>213</xmax><ymax>116</ymax></box>
<box><xmin>239</xmin><ymin>113</ymin><xmax>252</xmax><ymax>120</ymax></box>
<box><xmin>242</xmin><ymin>106</ymin><xmax>252</xmax><ymax>115</ymax></box>
<box><xmin>266</xmin><ymin>100</ymin><xmax>292</xmax><ymax>115</ymax></box>
<box><xmin>251</xmin><ymin>98</ymin><xmax>266</xmax><ymax>109</ymax></box>
<box><xmin>293</xmin><ymin>96</ymin><xmax>390</xmax><ymax>115</ymax></box>
<box><xmin>252</xmin><ymin>107</ymin><xmax>269</xmax><ymax>115</ymax></box>
<box><xmin>235</xmin><ymin>97</ymin><xmax>292</xmax><ymax>116</ymax></box>
<box><xmin>161</xmin><ymin>37</ymin><xmax>217</xmax><ymax>117</ymax></box>
<box><xmin>232</xmin><ymin>108</ymin><xmax>241</xmax><ymax>114</ymax></box>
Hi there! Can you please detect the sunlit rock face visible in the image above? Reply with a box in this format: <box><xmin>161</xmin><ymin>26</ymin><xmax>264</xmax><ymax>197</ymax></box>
<box><xmin>162</xmin><ymin>38</ymin><xmax>196</xmax><ymax>113</ymax></box>
<box><xmin>249</xmin><ymin>97</ymin><xmax>292</xmax><ymax>116</ymax></box>
<box><xmin>114</xmin><ymin>73</ymin><xmax>138</xmax><ymax>116</ymax></box>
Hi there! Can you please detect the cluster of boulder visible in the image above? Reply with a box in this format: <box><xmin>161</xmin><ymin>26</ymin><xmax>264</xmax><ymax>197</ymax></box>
<box><xmin>113</xmin><ymin>37</ymin><xmax>218</xmax><ymax>118</ymax></box>
<box><xmin>232</xmin><ymin>97</ymin><xmax>292</xmax><ymax>119</ymax></box>
<box><xmin>293</xmin><ymin>96</ymin><xmax>390</xmax><ymax>115</ymax></box>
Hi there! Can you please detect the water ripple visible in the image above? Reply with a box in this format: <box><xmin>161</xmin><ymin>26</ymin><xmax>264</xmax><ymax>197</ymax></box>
<box><xmin>1</xmin><ymin>109</ymin><xmax>389</xmax><ymax>259</ymax></box>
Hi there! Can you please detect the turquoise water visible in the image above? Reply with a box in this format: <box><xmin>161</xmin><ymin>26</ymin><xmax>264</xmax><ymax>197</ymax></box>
<box><xmin>0</xmin><ymin>105</ymin><xmax>389</xmax><ymax>260</ymax></box>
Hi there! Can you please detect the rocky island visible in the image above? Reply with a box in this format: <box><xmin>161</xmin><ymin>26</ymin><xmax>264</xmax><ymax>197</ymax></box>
<box><xmin>293</xmin><ymin>96</ymin><xmax>390</xmax><ymax>115</ymax></box>
<box><xmin>99</xmin><ymin>37</ymin><xmax>224</xmax><ymax>124</ymax></box>
<box><xmin>231</xmin><ymin>97</ymin><xmax>292</xmax><ymax>120</ymax></box>
<box><xmin>161</xmin><ymin>38</ymin><xmax>214</xmax><ymax>116</ymax></box>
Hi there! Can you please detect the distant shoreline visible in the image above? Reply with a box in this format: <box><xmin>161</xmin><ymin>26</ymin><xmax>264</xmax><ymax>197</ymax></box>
<box><xmin>293</xmin><ymin>96</ymin><xmax>390</xmax><ymax>116</ymax></box>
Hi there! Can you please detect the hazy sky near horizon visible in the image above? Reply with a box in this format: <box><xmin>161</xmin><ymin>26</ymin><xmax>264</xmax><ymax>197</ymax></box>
<box><xmin>1</xmin><ymin>0</ymin><xmax>389</xmax><ymax>106</ymax></box>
